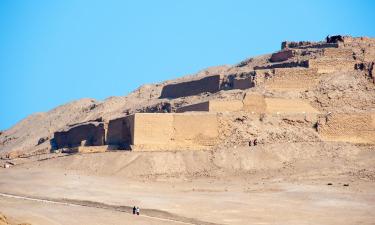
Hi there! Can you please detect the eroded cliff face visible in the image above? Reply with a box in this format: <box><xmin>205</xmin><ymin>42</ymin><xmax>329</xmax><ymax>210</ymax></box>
<box><xmin>1</xmin><ymin>35</ymin><xmax>374</xmax><ymax>158</ymax></box>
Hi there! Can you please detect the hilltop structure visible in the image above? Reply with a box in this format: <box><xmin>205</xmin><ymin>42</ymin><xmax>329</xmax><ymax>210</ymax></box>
<box><xmin>46</xmin><ymin>35</ymin><xmax>375</xmax><ymax>154</ymax></box>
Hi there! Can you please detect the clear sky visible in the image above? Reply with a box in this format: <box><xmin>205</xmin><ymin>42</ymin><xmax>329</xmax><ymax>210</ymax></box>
<box><xmin>0</xmin><ymin>0</ymin><xmax>374</xmax><ymax>130</ymax></box>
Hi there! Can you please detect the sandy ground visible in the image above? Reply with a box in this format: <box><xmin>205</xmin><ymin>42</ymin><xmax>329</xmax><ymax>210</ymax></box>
<box><xmin>1</xmin><ymin>146</ymin><xmax>375</xmax><ymax>225</ymax></box>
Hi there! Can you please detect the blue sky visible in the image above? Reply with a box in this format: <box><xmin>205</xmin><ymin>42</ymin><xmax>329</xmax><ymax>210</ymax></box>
<box><xmin>0</xmin><ymin>0</ymin><xmax>374</xmax><ymax>130</ymax></box>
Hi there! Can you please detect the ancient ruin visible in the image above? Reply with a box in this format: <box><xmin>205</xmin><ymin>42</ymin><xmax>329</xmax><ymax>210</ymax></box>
<box><xmin>46</xmin><ymin>35</ymin><xmax>375</xmax><ymax>153</ymax></box>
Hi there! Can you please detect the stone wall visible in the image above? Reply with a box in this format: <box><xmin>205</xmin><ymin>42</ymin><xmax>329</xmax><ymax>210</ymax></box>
<box><xmin>318</xmin><ymin>113</ymin><xmax>375</xmax><ymax>144</ymax></box>
<box><xmin>53</xmin><ymin>122</ymin><xmax>105</xmax><ymax>149</ymax></box>
<box><xmin>160</xmin><ymin>75</ymin><xmax>222</xmax><ymax>99</ymax></box>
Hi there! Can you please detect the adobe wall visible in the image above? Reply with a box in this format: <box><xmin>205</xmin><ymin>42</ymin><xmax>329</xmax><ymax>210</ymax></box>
<box><xmin>173</xmin><ymin>113</ymin><xmax>218</xmax><ymax>147</ymax></box>
<box><xmin>318</xmin><ymin>113</ymin><xmax>375</xmax><ymax>144</ymax></box>
<box><xmin>209</xmin><ymin>100</ymin><xmax>244</xmax><ymax>112</ymax></box>
<box><xmin>77</xmin><ymin>146</ymin><xmax>109</xmax><ymax>153</ymax></box>
<box><xmin>242</xmin><ymin>93</ymin><xmax>267</xmax><ymax>113</ymax></box>
<box><xmin>260</xmin><ymin>68</ymin><xmax>320</xmax><ymax>91</ymax></box>
<box><xmin>264</xmin><ymin>98</ymin><xmax>319</xmax><ymax>114</ymax></box>
<box><xmin>132</xmin><ymin>113</ymin><xmax>174</xmax><ymax>147</ymax></box>
<box><xmin>130</xmin><ymin>113</ymin><xmax>219</xmax><ymax>151</ymax></box>
<box><xmin>160</xmin><ymin>75</ymin><xmax>222</xmax><ymax>99</ymax></box>
<box><xmin>322</xmin><ymin>48</ymin><xmax>354</xmax><ymax>59</ymax></box>
<box><xmin>176</xmin><ymin>102</ymin><xmax>209</xmax><ymax>113</ymax></box>
<box><xmin>177</xmin><ymin>100</ymin><xmax>244</xmax><ymax>113</ymax></box>
<box><xmin>242</xmin><ymin>94</ymin><xmax>319</xmax><ymax>114</ymax></box>
<box><xmin>270</xmin><ymin>50</ymin><xmax>295</xmax><ymax>62</ymax></box>
<box><xmin>307</xmin><ymin>58</ymin><xmax>356</xmax><ymax>74</ymax></box>
<box><xmin>106</xmin><ymin>117</ymin><xmax>133</xmax><ymax>149</ymax></box>
<box><xmin>232</xmin><ymin>77</ymin><xmax>255</xmax><ymax>90</ymax></box>
<box><xmin>53</xmin><ymin>122</ymin><xmax>105</xmax><ymax>149</ymax></box>
<box><xmin>281</xmin><ymin>41</ymin><xmax>339</xmax><ymax>49</ymax></box>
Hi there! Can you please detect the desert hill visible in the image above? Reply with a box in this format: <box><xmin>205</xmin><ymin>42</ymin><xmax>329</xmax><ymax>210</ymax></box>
<box><xmin>1</xmin><ymin>35</ymin><xmax>375</xmax><ymax>225</ymax></box>
<box><xmin>0</xmin><ymin>35</ymin><xmax>374</xmax><ymax>159</ymax></box>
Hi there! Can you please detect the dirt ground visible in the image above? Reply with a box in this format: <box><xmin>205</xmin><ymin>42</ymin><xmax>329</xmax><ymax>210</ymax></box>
<box><xmin>1</xmin><ymin>143</ymin><xmax>374</xmax><ymax>225</ymax></box>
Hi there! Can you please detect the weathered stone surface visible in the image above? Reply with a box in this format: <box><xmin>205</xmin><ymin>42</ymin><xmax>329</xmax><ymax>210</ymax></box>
<box><xmin>53</xmin><ymin>122</ymin><xmax>105</xmax><ymax>149</ymax></box>
<box><xmin>160</xmin><ymin>75</ymin><xmax>222</xmax><ymax>98</ymax></box>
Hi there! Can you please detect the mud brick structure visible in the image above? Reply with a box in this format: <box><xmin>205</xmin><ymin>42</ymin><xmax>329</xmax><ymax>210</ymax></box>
<box><xmin>321</xmin><ymin>48</ymin><xmax>354</xmax><ymax>59</ymax></box>
<box><xmin>53</xmin><ymin>122</ymin><xmax>105</xmax><ymax>149</ymax></box>
<box><xmin>270</xmin><ymin>50</ymin><xmax>295</xmax><ymax>62</ymax></box>
<box><xmin>308</xmin><ymin>58</ymin><xmax>356</xmax><ymax>74</ymax></box>
<box><xmin>258</xmin><ymin>68</ymin><xmax>320</xmax><ymax>90</ymax></box>
<box><xmin>177</xmin><ymin>94</ymin><xmax>319</xmax><ymax>115</ymax></box>
<box><xmin>106</xmin><ymin>117</ymin><xmax>133</xmax><ymax>149</ymax></box>
<box><xmin>129</xmin><ymin>113</ymin><xmax>219</xmax><ymax>151</ymax></box>
<box><xmin>160</xmin><ymin>75</ymin><xmax>222</xmax><ymax>98</ymax></box>
<box><xmin>318</xmin><ymin>113</ymin><xmax>375</xmax><ymax>144</ymax></box>
<box><xmin>177</xmin><ymin>100</ymin><xmax>243</xmax><ymax>113</ymax></box>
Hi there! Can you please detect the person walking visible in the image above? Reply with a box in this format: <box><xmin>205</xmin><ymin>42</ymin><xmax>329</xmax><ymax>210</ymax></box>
<box><xmin>136</xmin><ymin>206</ymin><xmax>140</xmax><ymax>216</ymax></box>
<box><xmin>133</xmin><ymin>206</ymin><xmax>136</xmax><ymax>215</ymax></box>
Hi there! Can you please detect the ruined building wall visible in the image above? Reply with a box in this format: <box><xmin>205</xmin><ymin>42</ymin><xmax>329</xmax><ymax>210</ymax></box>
<box><xmin>257</xmin><ymin>68</ymin><xmax>320</xmax><ymax>91</ymax></box>
<box><xmin>322</xmin><ymin>48</ymin><xmax>354</xmax><ymax>59</ymax></box>
<box><xmin>160</xmin><ymin>75</ymin><xmax>222</xmax><ymax>99</ymax></box>
<box><xmin>176</xmin><ymin>102</ymin><xmax>210</xmax><ymax>113</ymax></box>
<box><xmin>318</xmin><ymin>113</ymin><xmax>375</xmax><ymax>144</ymax></box>
<box><xmin>242</xmin><ymin>93</ymin><xmax>267</xmax><ymax>113</ymax></box>
<box><xmin>53</xmin><ymin>123</ymin><xmax>105</xmax><ymax>149</ymax></box>
<box><xmin>270</xmin><ymin>50</ymin><xmax>295</xmax><ymax>62</ymax></box>
<box><xmin>264</xmin><ymin>98</ymin><xmax>319</xmax><ymax>114</ymax></box>
<box><xmin>130</xmin><ymin>113</ymin><xmax>218</xmax><ymax>151</ymax></box>
<box><xmin>106</xmin><ymin>117</ymin><xmax>133</xmax><ymax>149</ymax></box>
<box><xmin>308</xmin><ymin>58</ymin><xmax>356</xmax><ymax>74</ymax></box>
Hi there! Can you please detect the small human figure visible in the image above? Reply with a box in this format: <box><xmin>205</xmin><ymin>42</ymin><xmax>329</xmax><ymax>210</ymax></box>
<box><xmin>136</xmin><ymin>207</ymin><xmax>140</xmax><ymax>216</ymax></box>
<box><xmin>253</xmin><ymin>139</ymin><xmax>258</xmax><ymax>146</ymax></box>
<box><xmin>133</xmin><ymin>206</ymin><xmax>136</xmax><ymax>215</ymax></box>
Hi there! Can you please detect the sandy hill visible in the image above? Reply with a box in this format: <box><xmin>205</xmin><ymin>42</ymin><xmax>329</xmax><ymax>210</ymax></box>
<box><xmin>0</xmin><ymin>35</ymin><xmax>374</xmax><ymax>159</ymax></box>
